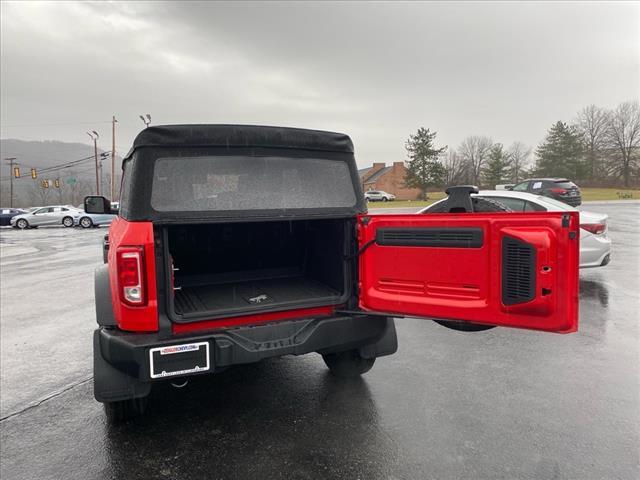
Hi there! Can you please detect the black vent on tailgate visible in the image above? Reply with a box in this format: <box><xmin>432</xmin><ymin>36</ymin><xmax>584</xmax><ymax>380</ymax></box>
<box><xmin>502</xmin><ymin>236</ymin><xmax>536</xmax><ymax>305</ymax></box>
<box><xmin>376</xmin><ymin>227</ymin><xmax>483</xmax><ymax>248</ymax></box>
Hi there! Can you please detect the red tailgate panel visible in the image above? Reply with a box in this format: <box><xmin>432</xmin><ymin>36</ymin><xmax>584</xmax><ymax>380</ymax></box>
<box><xmin>358</xmin><ymin>213</ymin><xmax>579</xmax><ymax>333</ymax></box>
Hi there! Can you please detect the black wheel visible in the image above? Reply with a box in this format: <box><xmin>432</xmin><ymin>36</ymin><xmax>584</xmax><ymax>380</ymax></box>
<box><xmin>62</xmin><ymin>216</ymin><xmax>74</xmax><ymax>227</ymax></box>
<box><xmin>104</xmin><ymin>397</ymin><xmax>148</xmax><ymax>424</ymax></box>
<box><xmin>322</xmin><ymin>349</ymin><xmax>375</xmax><ymax>378</ymax></box>
<box><xmin>16</xmin><ymin>218</ymin><xmax>28</xmax><ymax>229</ymax></box>
<box><xmin>426</xmin><ymin>197</ymin><xmax>511</xmax><ymax>213</ymax></box>
<box><xmin>382</xmin><ymin>197</ymin><xmax>388</xmax><ymax>202</ymax></box>
<box><xmin>79</xmin><ymin>216</ymin><xmax>93</xmax><ymax>228</ymax></box>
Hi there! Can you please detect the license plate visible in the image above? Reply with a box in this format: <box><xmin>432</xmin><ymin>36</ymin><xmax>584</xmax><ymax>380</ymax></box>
<box><xmin>149</xmin><ymin>342</ymin><xmax>210</xmax><ymax>379</ymax></box>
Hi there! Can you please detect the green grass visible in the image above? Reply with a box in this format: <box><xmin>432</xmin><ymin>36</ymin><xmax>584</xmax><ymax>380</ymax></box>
<box><xmin>580</xmin><ymin>187</ymin><xmax>639</xmax><ymax>201</ymax></box>
<box><xmin>369</xmin><ymin>187</ymin><xmax>639</xmax><ymax>208</ymax></box>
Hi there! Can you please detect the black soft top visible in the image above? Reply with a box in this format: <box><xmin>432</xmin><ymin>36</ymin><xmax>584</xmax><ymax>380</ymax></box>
<box><xmin>124</xmin><ymin>124</ymin><xmax>354</xmax><ymax>160</ymax></box>
<box><xmin>119</xmin><ymin>124</ymin><xmax>366</xmax><ymax>222</ymax></box>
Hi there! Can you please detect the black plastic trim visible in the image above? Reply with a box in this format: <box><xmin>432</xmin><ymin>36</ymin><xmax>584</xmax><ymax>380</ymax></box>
<box><xmin>94</xmin><ymin>265</ymin><xmax>116</xmax><ymax>327</ymax></box>
<box><xmin>376</xmin><ymin>227</ymin><xmax>483</xmax><ymax>248</ymax></box>
<box><xmin>502</xmin><ymin>236</ymin><xmax>536</xmax><ymax>305</ymax></box>
<box><xmin>96</xmin><ymin>315</ymin><xmax>397</xmax><ymax>384</ymax></box>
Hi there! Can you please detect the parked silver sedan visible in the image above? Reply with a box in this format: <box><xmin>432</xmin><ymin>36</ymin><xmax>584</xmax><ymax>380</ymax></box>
<box><xmin>10</xmin><ymin>205</ymin><xmax>82</xmax><ymax>229</ymax></box>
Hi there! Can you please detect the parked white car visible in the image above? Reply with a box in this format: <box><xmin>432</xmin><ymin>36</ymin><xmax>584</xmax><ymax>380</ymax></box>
<box><xmin>419</xmin><ymin>190</ymin><xmax>611</xmax><ymax>268</ymax></box>
<box><xmin>10</xmin><ymin>205</ymin><xmax>82</xmax><ymax>229</ymax></box>
<box><xmin>364</xmin><ymin>190</ymin><xmax>396</xmax><ymax>202</ymax></box>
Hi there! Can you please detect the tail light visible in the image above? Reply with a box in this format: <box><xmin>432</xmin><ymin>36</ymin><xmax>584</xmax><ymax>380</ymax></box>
<box><xmin>550</xmin><ymin>188</ymin><xmax>567</xmax><ymax>195</ymax></box>
<box><xmin>116</xmin><ymin>247</ymin><xmax>146</xmax><ymax>305</ymax></box>
<box><xmin>580</xmin><ymin>223</ymin><xmax>606</xmax><ymax>235</ymax></box>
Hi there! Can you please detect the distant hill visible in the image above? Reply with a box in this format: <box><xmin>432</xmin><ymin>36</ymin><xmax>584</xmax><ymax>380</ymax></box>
<box><xmin>0</xmin><ymin>139</ymin><xmax>123</xmax><ymax>207</ymax></box>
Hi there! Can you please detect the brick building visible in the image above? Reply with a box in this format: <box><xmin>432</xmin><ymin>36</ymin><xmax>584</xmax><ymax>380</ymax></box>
<box><xmin>358</xmin><ymin>162</ymin><xmax>422</xmax><ymax>200</ymax></box>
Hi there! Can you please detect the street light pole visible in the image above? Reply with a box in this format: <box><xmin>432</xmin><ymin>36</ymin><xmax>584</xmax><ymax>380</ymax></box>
<box><xmin>4</xmin><ymin>157</ymin><xmax>17</xmax><ymax>208</ymax></box>
<box><xmin>87</xmin><ymin>131</ymin><xmax>100</xmax><ymax>195</ymax></box>
<box><xmin>139</xmin><ymin>114</ymin><xmax>151</xmax><ymax>128</ymax></box>
<box><xmin>111</xmin><ymin>115</ymin><xmax>117</xmax><ymax>200</ymax></box>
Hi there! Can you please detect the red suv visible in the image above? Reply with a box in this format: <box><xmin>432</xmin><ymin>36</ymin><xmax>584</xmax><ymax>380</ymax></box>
<box><xmin>87</xmin><ymin>125</ymin><xmax>580</xmax><ymax>422</ymax></box>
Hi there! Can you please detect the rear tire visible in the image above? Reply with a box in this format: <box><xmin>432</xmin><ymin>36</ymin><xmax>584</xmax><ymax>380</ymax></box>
<box><xmin>322</xmin><ymin>349</ymin><xmax>375</xmax><ymax>378</ymax></box>
<box><xmin>16</xmin><ymin>219</ymin><xmax>28</xmax><ymax>229</ymax></box>
<box><xmin>104</xmin><ymin>397</ymin><xmax>148</xmax><ymax>424</ymax></box>
<box><xmin>79</xmin><ymin>217</ymin><xmax>93</xmax><ymax>228</ymax></box>
<box><xmin>62</xmin><ymin>216</ymin><xmax>74</xmax><ymax>227</ymax></box>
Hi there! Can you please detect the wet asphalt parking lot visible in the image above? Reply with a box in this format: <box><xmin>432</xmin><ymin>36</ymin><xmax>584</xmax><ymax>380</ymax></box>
<box><xmin>1</xmin><ymin>203</ymin><xmax>638</xmax><ymax>480</ymax></box>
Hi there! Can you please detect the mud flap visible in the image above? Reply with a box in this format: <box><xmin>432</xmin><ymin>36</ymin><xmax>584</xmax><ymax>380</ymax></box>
<box><xmin>94</xmin><ymin>265</ymin><xmax>116</xmax><ymax>327</ymax></box>
<box><xmin>358</xmin><ymin>318</ymin><xmax>398</xmax><ymax>359</ymax></box>
<box><xmin>93</xmin><ymin>330</ymin><xmax>151</xmax><ymax>403</ymax></box>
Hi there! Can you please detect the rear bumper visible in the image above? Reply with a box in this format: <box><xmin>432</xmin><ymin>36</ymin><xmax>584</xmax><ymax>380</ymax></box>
<box><xmin>579</xmin><ymin>233</ymin><xmax>612</xmax><ymax>268</ymax></box>
<box><xmin>94</xmin><ymin>315</ymin><xmax>397</xmax><ymax>401</ymax></box>
<box><xmin>559</xmin><ymin>196</ymin><xmax>582</xmax><ymax>206</ymax></box>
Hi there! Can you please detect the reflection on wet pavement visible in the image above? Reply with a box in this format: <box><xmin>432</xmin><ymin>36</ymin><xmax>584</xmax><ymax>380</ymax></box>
<box><xmin>580</xmin><ymin>278</ymin><xmax>609</xmax><ymax>307</ymax></box>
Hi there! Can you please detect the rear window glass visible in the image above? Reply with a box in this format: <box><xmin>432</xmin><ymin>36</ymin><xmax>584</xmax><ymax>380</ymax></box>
<box><xmin>485</xmin><ymin>196</ymin><xmax>525</xmax><ymax>211</ymax></box>
<box><xmin>150</xmin><ymin>156</ymin><xmax>357</xmax><ymax>212</ymax></box>
<box><xmin>536</xmin><ymin>196</ymin><xmax>576</xmax><ymax>211</ymax></box>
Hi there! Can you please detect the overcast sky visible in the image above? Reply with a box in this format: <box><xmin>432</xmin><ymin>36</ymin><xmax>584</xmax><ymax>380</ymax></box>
<box><xmin>1</xmin><ymin>1</ymin><xmax>638</xmax><ymax>167</ymax></box>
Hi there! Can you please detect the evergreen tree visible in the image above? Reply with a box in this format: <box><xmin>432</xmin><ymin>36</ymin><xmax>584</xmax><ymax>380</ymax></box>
<box><xmin>534</xmin><ymin>121</ymin><xmax>586</xmax><ymax>179</ymax></box>
<box><xmin>482</xmin><ymin>143</ymin><xmax>512</xmax><ymax>188</ymax></box>
<box><xmin>404</xmin><ymin>128</ymin><xmax>447</xmax><ymax>199</ymax></box>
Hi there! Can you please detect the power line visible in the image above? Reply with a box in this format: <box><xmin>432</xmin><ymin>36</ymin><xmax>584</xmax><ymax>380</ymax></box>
<box><xmin>38</xmin><ymin>154</ymin><xmax>100</xmax><ymax>174</ymax></box>
<box><xmin>0</xmin><ymin>154</ymin><xmax>103</xmax><ymax>182</ymax></box>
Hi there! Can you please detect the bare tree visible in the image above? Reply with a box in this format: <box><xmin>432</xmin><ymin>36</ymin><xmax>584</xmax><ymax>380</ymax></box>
<box><xmin>507</xmin><ymin>141</ymin><xmax>531</xmax><ymax>183</ymax></box>
<box><xmin>28</xmin><ymin>181</ymin><xmax>52</xmax><ymax>205</ymax></box>
<box><xmin>575</xmin><ymin>105</ymin><xmax>611</xmax><ymax>180</ymax></box>
<box><xmin>442</xmin><ymin>150</ymin><xmax>467</xmax><ymax>186</ymax></box>
<box><xmin>457</xmin><ymin>136</ymin><xmax>493</xmax><ymax>186</ymax></box>
<box><xmin>607</xmin><ymin>101</ymin><xmax>640</xmax><ymax>187</ymax></box>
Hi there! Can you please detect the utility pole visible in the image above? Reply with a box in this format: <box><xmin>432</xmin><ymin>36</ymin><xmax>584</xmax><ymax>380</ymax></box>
<box><xmin>4</xmin><ymin>157</ymin><xmax>17</xmax><ymax>208</ymax></box>
<box><xmin>111</xmin><ymin>115</ymin><xmax>117</xmax><ymax>200</ymax></box>
<box><xmin>87</xmin><ymin>131</ymin><xmax>100</xmax><ymax>195</ymax></box>
<box><xmin>99</xmin><ymin>152</ymin><xmax>109</xmax><ymax>196</ymax></box>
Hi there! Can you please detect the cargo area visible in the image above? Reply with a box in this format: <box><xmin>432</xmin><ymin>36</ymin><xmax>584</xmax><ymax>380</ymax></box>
<box><xmin>166</xmin><ymin>219</ymin><xmax>351</xmax><ymax>320</ymax></box>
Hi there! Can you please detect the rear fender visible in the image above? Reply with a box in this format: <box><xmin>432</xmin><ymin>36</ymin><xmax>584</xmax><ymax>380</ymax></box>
<box><xmin>95</xmin><ymin>265</ymin><xmax>116</xmax><ymax>327</ymax></box>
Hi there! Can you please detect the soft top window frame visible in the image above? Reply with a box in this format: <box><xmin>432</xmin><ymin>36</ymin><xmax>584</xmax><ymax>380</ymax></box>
<box><xmin>120</xmin><ymin>146</ymin><xmax>366</xmax><ymax>222</ymax></box>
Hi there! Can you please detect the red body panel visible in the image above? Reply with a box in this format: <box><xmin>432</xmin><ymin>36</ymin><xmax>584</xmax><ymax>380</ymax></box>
<box><xmin>172</xmin><ymin>306</ymin><xmax>335</xmax><ymax>334</ymax></box>
<box><xmin>358</xmin><ymin>212</ymin><xmax>580</xmax><ymax>333</ymax></box>
<box><xmin>107</xmin><ymin>218</ymin><xmax>159</xmax><ymax>332</ymax></box>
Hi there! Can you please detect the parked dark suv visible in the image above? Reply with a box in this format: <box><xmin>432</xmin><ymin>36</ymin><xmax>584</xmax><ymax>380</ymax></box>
<box><xmin>509</xmin><ymin>178</ymin><xmax>582</xmax><ymax>206</ymax></box>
